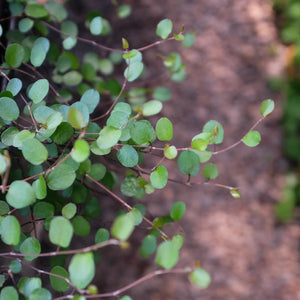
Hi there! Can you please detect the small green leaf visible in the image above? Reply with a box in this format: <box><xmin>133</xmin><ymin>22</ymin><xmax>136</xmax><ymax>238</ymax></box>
<box><xmin>80</xmin><ymin>89</ymin><xmax>100</xmax><ymax>114</ymax></box>
<box><xmin>203</xmin><ymin>163</ymin><xmax>219</xmax><ymax>179</ymax></box>
<box><xmin>150</xmin><ymin>165</ymin><xmax>168</xmax><ymax>189</ymax></box>
<box><xmin>69</xmin><ymin>252</ymin><xmax>95</xmax><ymax>289</ymax></box>
<box><xmin>0</xmin><ymin>200</ymin><xmax>9</xmax><ymax>215</ymax></box>
<box><xmin>230</xmin><ymin>189</ymin><xmax>241</xmax><ymax>198</ymax></box>
<box><xmin>32</xmin><ymin>175</ymin><xmax>47</xmax><ymax>200</ymax></box>
<box><xmin>6</xmin><ymin>78</ymin><xmax>22</xmax><ymax>96</ymax></box>
<box><xmin>0</xmin><ymin>215</ymin><xmax>20</xmax><ymax>245</ymax></box>
<box><xmin>95</xmin><ymin>228</ymin><xmax>110</xmax><ymax>244</ymax></box>
<box><xmin>143</xmin><ymin>100</ymin><xmax>163</xmax><ymax>116</ymax></box>
<box><xmin>50</xmin><ymin>266</ymin><xmax>70</xmax><ymax>292</ymax></box>
<box><xmin>189</xmin><ymin>268</ymin><xmax>211</xmax><ymax>288</ymax></box>
<box><xmin>0</xmin><ymin>286</ymin><xmax>18</xmax><ymax>300</ymax></box>
<box><xmin>6</xmin><ymin>180</ymin><xmax>36</xmax><ymax>209</ymax></box>
<box><xmin>33</xmin><ymin>201</ymin><xmax>54</xmax><ymax>218</ymax></box>
<box><xmin>13</xmin><ymin>129</ymin><xmax>34</xmax><ymax>148</ymax></box>
<box><xmin>0</xmin><ymin>97</ymin><xmax>20</xmax><ymax>121</ymax></box>
<box><xmin>203</xmin><ymin>120</ymin><xmax>224</xmax><ymax>144</ymax></box>
<box><xmin>49</xmin><ymin>216</ymin><xmax>73</xmax><ymax>248</ymax></box>
<box><xmin>87</xmin><ymin>163</ymin><xmax>106</xmax><ymax>180</ymax></box>
<box><xmin>128</xmin><ymin>208</ymin><xmax>143</xmax><ymax>225</ymax></box>
<box><xmin>156</xmin><ymin>19</ymin><xmax>173</xmax><ymax>39</ymax></box>
<box><xmin>90</xmin><ymin>16</ymin><xmax>103</xmax><ymax>35</ymax></box>
<box><xmin>28</xmin><ymin>79</ymin><xmax>49</xmax><ymax>103</ymax></box>
<box><xmin>20</xmin><ymin>237</ymin><xmax>41</xmax><ymax>261</ymax></box>
<box><xmin>130</xmin><ymin>120</ymin><xmax>156</xmax><ymax>145</ymax></box>
<box><xmin>124</xmin><ymin>62</ymin><xmax>144</xmax><ymax>82</ymax></box>
<box><xmin>178</xmin><ymin>150</ymin><xmax>200</xmax><ymax>176</ymax></box>
<box><xmin>46</xmin><ymin>163</ymin><xmax>76</xmax><ymax>191</ymax></box>
<box><xmin>122</xmin><ymin>37</ymin><xmax>129</xmax><ymax>49</ymax></box>
<box><xmin>18</xmin><ymin>277</ymin><xmax>41</xmax><ymax>297</ymax></box>
<box><xmin>170</xmin><ymin>201</ymin><xmax>186</xmax><ymax>221</ymax></box>
<box><xmin>141</xmin><ymin>234</ymin><xmax>157</xmax><ymax>255</ymax></box>
<box><xmin>97</xmin><ymin>126</ymin><xmax>121</xmax><ymax>149</ymax></box>
<box><xmin>156</xmin><ymin>117</ymin><xmax>173</xmax><ymax>141</ymax></box>
<box><xmin>68</xmin><ymin>107</ymin><xmax>85</xmax><ymax>129</ymax></box>
<box><xmin>62</xmin><ymin>203</ymin><xmax>77</xmax><ymax>219</ymax></box>
<box><xmin>111</xmin><ymin>214</ymin><xmax>135</xmax><ymax>241</ymax></box>
<box><xmin>5</xmin><ymin>43</ymin><xmax>25</xmax><ymax>67</ymax></box>
<box><xmin>107</xmin><ymin>111</ymin><xmax>129</xmax><ymax>128</ymax></box>
<box><xmin>25</xmin><ymin>4</ymin><xmax>48</xmax><ymax>18</ymax></box>
<box><xmin>155</xmin><ymin>240</ymin><xmax>179</xmax><ymax>269</ymax></box>
<box><xmin>117</xmin><ymin>144</ymin><xmax>138</xmax><ymax>167</ymax></box>
<box><xmin>29</xmin><ymin>288</ymin><xmax>51</xmax><ymax>300</ymax></box>
<box><xmin>260</xmin><ymin>99</ymin><xmax>274</xmax><ymax>117</ymax></box>
<box><xmin>72</xmin><ymin>216</ymin><xmax>91</xmax><ymax>236</ymax></box>
<box><xmin>63</xmin><ymin>71</ymin><xmax>82</xmax><ymax>86</ymax></box>
<box><xmin>153</xmin><ymin>87</ymin><xmax>171</xmax><ymax>102</ymax></box>
<box><xmin>118</xmin><ymin>5</ymin><xmax>131</xmax><ymax>19</ymax></box>
<box><xmin>51</xmin><ymin>122</ymin><xmax>74</xmax><ymax>145</ymax></box>
<box><xmin>172</xmin><ymin>234</ymin><xmax>184</xmax><ymax>249</ymax></box>
<box><xmin>182</xmin><ymin>31</ymin><xmax>196</xmax><ymax>48</ymax></box>
<box><xmin>31</xmin><ymin>37</ymin><xmax>50</xmax><ymax>67</ymax></box>
<box><xmin>22</xmin><ymin>138</ymin><xmax>48</xmax><ymax>165</ymax></box>
<box><xmin>174</xmin><ymin>33</ymin><xmax>185</xmax><ymax>41</ymax></box>
<box><xmin>242</xmin><ymin>131</ymin><xmax>261</xmax><ymax>147</ymax></box>
<box><xmin>45</xmin><ymin>1</ymin><xmax>67</xmax><ymax>22</ymax></box>
<box><xmin>164</xmin><ymin>145</ymin><xmax>177</xmax><ymax>159</ymax></box>
<box><xmin>71</xmin><ymin>139</ymin><xmax>90</xmax><ymax>163</ymax></box>
<box><xmin>9</xmin><ymin>260</ymin><xmax>22</xmax><ymax>274</ymax></box>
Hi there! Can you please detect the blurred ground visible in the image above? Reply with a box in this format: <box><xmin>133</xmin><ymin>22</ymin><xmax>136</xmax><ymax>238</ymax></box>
<box><xmin>69</xmin><ymin>1</ymin><xmax>300</xmax><ymax>299</ymax></box>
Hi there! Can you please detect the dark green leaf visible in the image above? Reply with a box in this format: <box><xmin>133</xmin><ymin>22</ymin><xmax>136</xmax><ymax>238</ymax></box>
<box><xmin>33</xmin><ymin>201</ymin><xmax>54</xmax><ymax>218</ymax></box>
<box><xmin>0</xmin><ymin>286</ymin><xmax>18</xmax><ymax>300</ymax></box>
<box><xmin>95</xmin><ymin>228</ymin><xmax>109</xmax><ymax>244</ymax></box>
<box><xmin>117</xmin><ymin>144</ymin><xmax>139</xmax><ymax>167</ymax></box>
<box><xmin>170</xmin><ymin>201</ymin><xmax>186</xmax><ymax>221</ymax></box>
<box><xmin>141</xmin><ymin>234</ymin><xmax>157</xmax><ymax>255</ymax></box>
<box><xmin>72</xmin><ymin>216</ymin><xmax>91</xmax><ymax>236</ymax></box>
<box><xmin>203</xmin><ymin>163</ymin><xmax>219</xmax><ymax>179</ymax></box>
<box><xmin>50</xmin><ymin>266</ymin><xmax>70</xmax><ymax>292</ymax></box>
<box><xmin>130</xmin><ymin>120</ymin><xmax>156</xmax><ymax>145</ymax></box>
<box><xmin>177</xmin><ymin>150</ymin><xmax>200</xmax><ymax>176</ymax></box>
<box><xmin>20</xmin><ymin>237</ymin><xmax>41</xmax><ymax>261</ymax></box>
<box><xmin>5</xmin><ymin>43</ymin><xmax>25</xmax><ymax>67</ymax></box>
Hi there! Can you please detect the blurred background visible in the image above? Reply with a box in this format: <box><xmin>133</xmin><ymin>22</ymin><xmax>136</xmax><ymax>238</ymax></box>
<box><xmin>61</xmin><ymin>0</ymin><xmax>300</xmax><ymax>299</ymax></box>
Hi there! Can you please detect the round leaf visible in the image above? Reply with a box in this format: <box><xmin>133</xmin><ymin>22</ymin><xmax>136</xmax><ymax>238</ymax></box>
<box><xmin>150</xmin><ymin>165</ymin><xmax>168</xmax><ymax>189</ymax></box>
<box><xmin>31</xmin><ymin>38</ymin><xmax>49</xmax><ymax>67</ymax></box>
<box><xmin>111</xmin><ymin>214</ymin><xmax>135</xmax><ymax>241</ymax></box>
<box><xmin>29</xmin><ymin>288</ymin><xmax>51</xmax><ymax>300</ymax></box>
<box><xmin>124</xmin><ymin>62</ymin><xmax>144</xmax><ymax>82</ymax></box>
<box><xmin>71</xmin><ymin>139</ymin><xmax>90</xmax><ymax>163</ymax></box>
<box><xmin>203</xmin><ymin>120</ymin><xmax>224</xmax><ymax>144</ymax></box>
<box><xmin>33</xmin><ymin>201</ymin><xmax>54</xmax><ymax>218</ymax></box>
<box><xmin>0</xmin><ymin>287</ymin><xmax>18</xmax><ymax>300</ymax></box>
<box><xmin>0</xmin><ymin>215</ymin><xmax>20</xmax><ymax>245</ymax></box>
<box><xmin>130</xmin><ymin>120</ymin><xmax>156</xmax><ymax>145</ymax></box>
<box><xmin>9</xmin><ymin>260</ymin><xmax>22</xmax><ymax>274</ymax></box>
<box><xmin>242</xmin><ymin>130</ymin><xmax>261</xmax><ymax>147</ymax></box>
<box><xmin>50</xmin><ymin>266</ymin><xmax>70</xmax><ymax>292</ymax></box>
<box><xmin>62</xmin><ymin>203</ymin><xmax>77</xmax><ymax>219</ymax></box>
<box><xmin>95</xmin><ymin>228</ymin><xmax>110</xmax><ymax>244</ymax></box>
<box><xmin>0</xmin><ymin>97</ymin><xmax>20</xmax><ymax>121</ymax></box>
<box><xmin>142</xmin><ymin>100</ymin><xmax>163</xmax><ymax>116</ymax></box>
<box><xmin>141</xmin><ymin>234</ymin><xmax>157</xmax><ymax>255</ymax></box>
<box><xmin>203</xmin><ymin>163</ymin><xmax>219</xmax><ymax>179</ymax></box>
<box><xmin>6</xmin><ymin>78</ymin><xmax>22</xmax><ymax>96</ymax></box>
<box><xmin>28</xmin><ymin>79</ymin><xmax>49</xmax><ymax>103</ymax></box>
<box><xmin>170</xmin><ymin>201</ymin><xmax>186</xmax><ymax>221</ymax></box>
<box><xmin>80</xmin><ymin>89</ymin><xmax>100</xmax><ymax>114</ymax></box>
<box><xmin>156</xmin><ymin>117</ymin><xmax>173</xmax><ymax>141</ymax></box>
<box><xmin>45</xmin><ymin>1</ymin><xmax>67</xmax><ymax>22</ymax></box>
<box><xmin>97</xmin><ymin>126</ymin><xmax>121</xmax><ymax>149</ymax></box>
<box><xmin>5</xmin><ymin>43</ymin><xmax>25</xmax><ymax>68</ymax></box>
<box><xmin>155</xmin><ymin>240</ymin><xmax>179</xmax><ymax>269</ymax></box>
<box><xmin>177</xmin><ymin>150</ymin><xmax>200</xmax><ymax>176</ymax></box>
<box><xmin>72</xmin><ymin>216</ymin><xmax>91</xmax><ymax>236</ymax></box>
<box><xmin>189</xmin><ymin>268</ymin><xmax>211</xmax><ymax>288</ymax></box>
<box><xmin>117</xmin><ymin>144</ymin><xmax>138</xmax><ymax>167</ymax></box>
<box><xmin>17</xmin><ymin>277</ymin><xmax>41</xmax><ymax>297</ymax></box>
<box><xmin>90</xmin><ymin>16</ymin><xmax>103</xmax><ymax>35</ymax></box>
<box><xmin>164</xmin><ymin>145</ymin><xmax>177</xmax><ymax>159</ymax></box>
<box><xmin>69</xmin><ymin>252</ymin><xmax>95</xmax><ymax>289</ymax></box>
<box><xmin>25</xmin><ymin>4</ymin><xmax>48</xmax><ymax>18</ymax></box>
<box><xmin>32</xmin><ymin>175</ymin><xmax>47</xmax><ymax>200</ymax></box>
<box><xmin>156</xmin><ymin>19</ymin><xmax>173</xmax><ymax>39</ymax></box>
<box><xmin>153</xmin><ymin>86</ymin><xmax>171</xmax><ymax>102</ymax></box>
<box><xmin>20</xmin><ymin>237</ymin><xmax>41</xmax><ymax>261</ymax></box>
<box><xmin>22</xmin><ymin>138</ymin><xmax>48</xmax><ymax>165</ymax></box>
<box><xmin>49</xmin><ymin>216</ymin><xmax>73</xmax><ymax>248</ymax></box>
<box><xmin>46</xmin><ymin>164</ymin><xmax>76</xmax><ymax>191</ymax></box>
<box><xmin>51</xmin><ymin>122</ymin><xmax>74</xmax><ymax>145</ymax></box>
<box><xmin>6</xmin><ymin>180</ymin><xmax>36</xmax><ymax>209</ymax></box>
<box><xmin>68</xmin><ymin>107</ymin><xmax>85</xmax><ymax>129</ymax></box>
<box><xmin>260</xmin><ymin>99</ymin><xmax>274</xmax><ymax>117</ymax></box>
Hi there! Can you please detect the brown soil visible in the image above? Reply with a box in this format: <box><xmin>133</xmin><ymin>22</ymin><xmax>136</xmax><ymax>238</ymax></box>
<box><xmin>69</xmin><ymin>1</ymin><xmax>300</xmax><ymax>299</ymax></box>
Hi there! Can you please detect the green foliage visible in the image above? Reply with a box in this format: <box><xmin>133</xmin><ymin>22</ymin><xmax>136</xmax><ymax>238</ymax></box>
<box><xmin>0</xmin><ymin>2</ymin><xmax>273</xmax><ymax>298</ymax></box>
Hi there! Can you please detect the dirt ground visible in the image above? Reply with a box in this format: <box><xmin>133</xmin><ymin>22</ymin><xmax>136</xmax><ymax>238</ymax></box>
<box><xmin>69</xmin><ymin>1</ymin><xmax>300</xmax><ymax>299</ymax></box>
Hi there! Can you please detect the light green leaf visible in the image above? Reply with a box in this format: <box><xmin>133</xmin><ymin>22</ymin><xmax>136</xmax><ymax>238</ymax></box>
<box><xmin>71</xmin><ymin>139</ymin><xmax>90</xmax><ymax>163</ymax></box>
<box><xmin>69</xmin><ymin>252</ymin><xmax>95</xmax><ymax>289</ymax></box>
<box><xmin>111</xmin><ymin>213</ymin><xmax>135</xmax><ymax>241</ymax></box>
<box><xmin>172</xmin><ymin>234</ymin><xmax>184</xmax><ymax>249</ymax></box>
<box><xmin>178</xmin><ymin>150</ymin><xmax>200</xmax><ymax>176</ymax></box>
<box><xmin>33</xmin><ymin>106</ymin><xmax>55</xmax><ymax>124</ymax></box>
<box><xmin>97</xmin><ymin>126</ymin><xmax>121</xmax><ymax>149</ymax></box>
<box><xmin>30</xmin><ymin>37</ymin><xmax>50</xmax><ymax>67</ymax></box>
<box><xmin>45</xmin><ymin>1</ymin><xmax>67</xmax><ymax>22</ymax></box>
<box><xmin>124</xmin><ymin>62</ymin><xmax>144</xmax><ymax>82</ymax></box>
<box><xmin>9</xmin><ymin>260</ymin><xmax>22</xmax><ymax>274</ymax></box>
<box><xmin>13</xmin><ymin>129</ymin><xmax>34</xmax><ymax>148</ymax></box>
<box><xmin>80</xmin><ymin>89</ymin><xmax>100</xmax><ymax>114</ymax></box>
<box><xmin>242</xmin><ymin>130</ymin><xmax>261</xmax><ymax>147</ymax></box>
<box><xmin>68</xmin><ymin>107</ymin><xmax>85</xmax><ymax>129</ymax></box>
<box><xmin>0</xmin><ymin>155</ymin><xmax>7</xmax><ymax>175</ymax></box>
<box><xmin>49</xmin><ymin>216</ymin><xmax>73</xmax><ymax>247</ymax></box>
<box><xmin>22</xmin><ymin>138</ymin><xmax>48</xmax><ymax>165</ymax></box>
<box><xmin>6</xmin><ymin>78</ymin><xmax>22</xmax><ymax>96</ymax></box>
<box><xmin>6</xmin><ymin>180</ymin><xmax>36</xmax><ymax>209</ymax></box>
<box><xmin>29</xmin><ymin>288</ymin><xmax>51</xmax><ymax>300</ymax></box>
<box><xmin>17</xmin><ymin>277</ymin><xmax>41</xmax><ymax>297</ymax></box>
<box><xmin>203</xmin><ymin>163</ymin><xmax>219</xmax><ymax>179</ymax></box>
<box><xmin>164</xmin><ymin>145</ymin><xmax>177</xmax><ymax>159</ymax></box>
<box><xmin>0</xmin><ymin>215</ymin><xmax>20</xmax><ymax>245</ymax></box>
<box><xmin>156</xmin><ymin>117</ymin><xmax>173</xmax><ymax>141</ymax></box>
<box><xmin>32</xmin><ymin>175</ymin><xmax>47</xmax><ymax>200</ymax></box>
<box><xmin>189</xmin><ymin>268</ymin><xmax>211</xmax><ymax>288</ymax></box>
<box><xmin>155</xmin><ymin>240</ymin><xmax>179</xmax><ymax>269</ymax></box>
<box><xmin>0</xmin><ymin>286</ymin><xmax>18</xmax><ymax>300</ymax></box>
<box><xmin>0</xmin><ymin>97</ymin><xmax>20</xmax><ymax>121</ymax></box>
<box><xmin>143</xmin><ymin>100</ymin><xmax>163</xmax><ymax>116</ymax></box>
<box><xmin>124</xmin><ymin>49</ymin><xmax>142</xmax><ymax>64</ymax></box>
<box><xmin>153</xmin><ymin>86</ymin><xmax>171</xmax><ymax>102</ymax></box>
<box><xmin>46</xmin><ymin>163</ymin><xmax>76</xmax><ymax>191</ymax></box>
<box><xmin>107</xmin><ymin>111</ymin><xmax>129</xmax><ymax>128</ymax></box>
<box><xmin>25</xmin><ymin>4</ymin><xmax>48</xmax><ymax>18</ymax></box>
<box><xmin>118</xmin><ymin>5</ymin><xmax>131</xmax><ymax>19</ymax></box>
<box><xmin>156</xmin><ymin>19</ymin><xmax>173</xmax><ymax>39</ymax></box>
<box><xmin>170</xmin><ymin>201</ymin><xmax>186</xmax><ymax>221</ymax></box>
<box><xmin>28</xmin><ymin>79</ymin><xmax>49</xmax><ymax>103</ymax></box>
<box><xmin>117</xmin><ymin>144</ymin><xmax>138</xmax><ymax>167</ymax></box>
<box><xmin>141</xmin><ymin>234</ymin><xmax>157</xmax><ymax>255</ymax></box>
<box><xmin>260</xmin><ymin>99</ymin><xmax>274</xmax><ymax>117</ymax></box>
<box><xmin>63</xmin><ymin>71</ymin><xmax>82</xmax><ymax>86</ymax></box>
<box><xmin>130</xmin><ymin>120</ymin><xmax>156</xmax><ymax>145</ymax></box>
<box><xmin>203</xmin><ymin>120</ymin><xmax>224</xmax><ymax>144</ymax></box>
<box><xmin>150</xmin><ymin>165</ymin><xmax>168</xmax><ymax>189</ymax></box>
<box><xmin>182</xmin><ymin>31</ymin><xmax>196</xmax><ymax>48</ymax></box>
<box><xmin>20</xmin><ymin>237</ymin><xmax>41</xmax><ymax>261</ymax></box>
<box><xmin>50</xmin><ymin>266</ymin><xmax>70</xmax><ymax>292</ymax></box>
<box><xmin>90</xmin><ymin>16</ymin><xmax>103</xmax><ymax>35</ymax></box>
<box><xmin>0</xmin><ymin>25</ymin><xmax>2</xmax><ymax>37</ymax></box>
<box><xmin>62</xmin><ymin>203</ymin><xmax>77</xmax><ymax>219</ymax></box>
<box><xmin>128</xmin><ymin>207</ymin><xmax>143</xmax><ymax>225</ymax></box>
<box><xmin>230</xmin><ymin>189</ymin><xmax>241</xmax><ymax>198</ymax></box>
<box><xmin>1</xmin><ymin>127</ymin><xmax>19</xmax><ymax>146</ymax></box>
<box><xmin>46</xmin><ymin>111</ymin><xmax>63</xmax><ymax>130</ymax></box>
<box><xmin>5</xmin><ymin>43</ymin><xmax>25</xmax><ymax>67</ymax></box>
